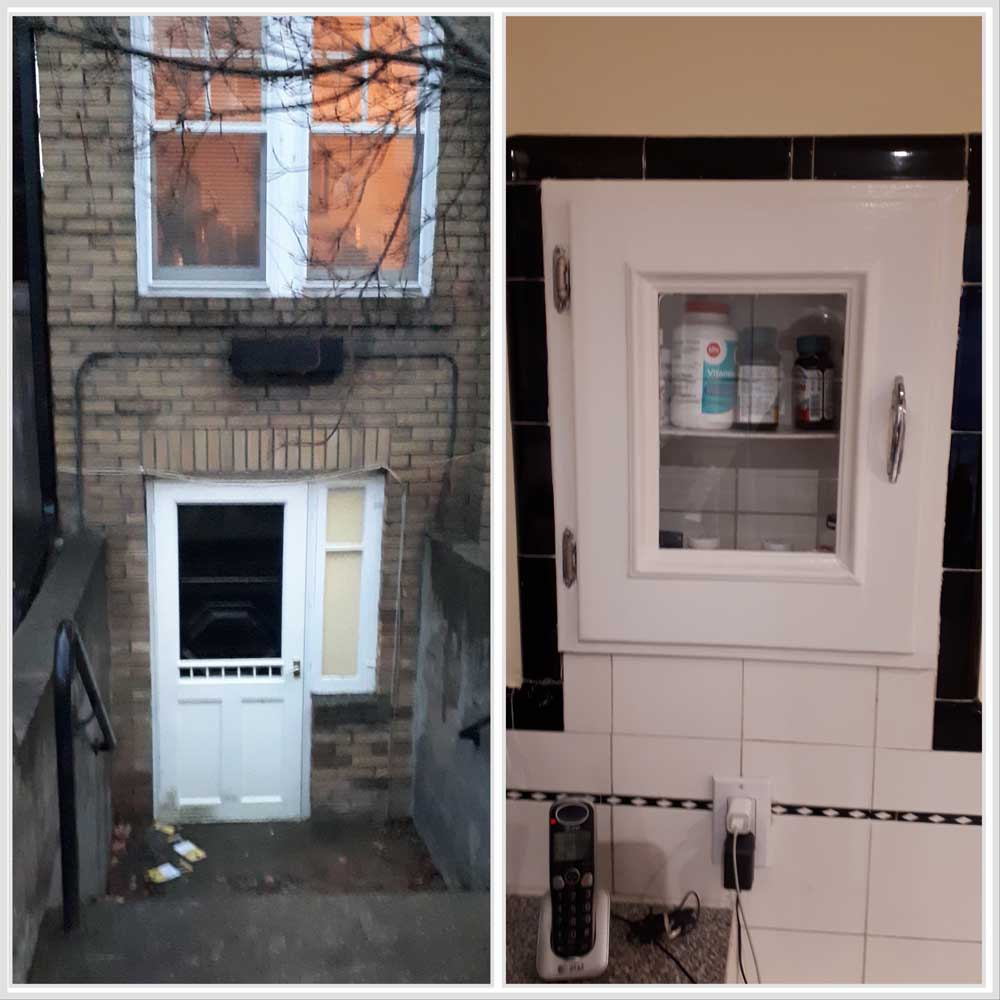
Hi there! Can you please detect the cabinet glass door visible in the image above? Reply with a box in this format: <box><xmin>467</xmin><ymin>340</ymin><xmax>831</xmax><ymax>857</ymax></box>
<box><xmin>542</xmin><ymin>180</ymin><xmax>965</xmax><ymax>662</ymax></box>
<box><xmin>658</xmin><ymin>292</ymin><xmax>846</xmax><ymax>555</ymax></box>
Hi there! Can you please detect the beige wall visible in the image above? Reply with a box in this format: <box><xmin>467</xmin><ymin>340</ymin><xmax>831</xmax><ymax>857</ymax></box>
<box><xmin>507</xmin><ymin>16</ymin><xmax>982</xmax><ymax>136</ymax></box>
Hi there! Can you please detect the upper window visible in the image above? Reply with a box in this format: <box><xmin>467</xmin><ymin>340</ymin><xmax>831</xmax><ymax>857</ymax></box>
<box><xmin>131</xmin><ymin>16</ymin><xmax>439</xmax><ymax>297</ymax></box>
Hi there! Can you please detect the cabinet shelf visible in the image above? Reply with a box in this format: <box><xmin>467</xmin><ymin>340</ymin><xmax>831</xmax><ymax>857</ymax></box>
<box><xmin>660</xmin><ymin>428</ymin><xmax>838</xmax><ymax>441</ymax></box>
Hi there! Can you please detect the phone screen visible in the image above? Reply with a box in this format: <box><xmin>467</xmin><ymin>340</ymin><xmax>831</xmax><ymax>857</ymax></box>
<box><xmin>552</xmin><ymin>829</ymin><xmax>592</xmax><ymax>863</ymax></box>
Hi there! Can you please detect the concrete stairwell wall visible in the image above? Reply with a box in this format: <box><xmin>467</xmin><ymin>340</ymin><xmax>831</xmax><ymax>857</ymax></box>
<box><xmin>412</xmin><ymin>535</ymin><xmax>490</xmax><ymax>890</ymax></box>
<box><xmin>12</xmin><ymin>533</ymin><xmax>113</xmax><ymax>982</ymax></box>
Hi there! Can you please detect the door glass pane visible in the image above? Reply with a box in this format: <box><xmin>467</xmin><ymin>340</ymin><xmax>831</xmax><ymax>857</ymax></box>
<box><xmin>322</xmin><ymin>551</ymin><xmax>362</xmax><ymax>676</ymax></box>
<box><xmin>658</xmin><ymin>292</ymin><xmax>846</xmax><ymax>553</ymax></box>
<box><xmin>177</xmin><ymin>504</ymin><xmax>283</xmax><ymax>659</ymax></box>
<box><xmin>326</xmin><ymin>488</ymin><xmax>365</xmax><ymax>544</ymax></box>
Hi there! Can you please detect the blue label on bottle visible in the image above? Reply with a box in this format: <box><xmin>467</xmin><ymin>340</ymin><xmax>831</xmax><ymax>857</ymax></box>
<box><xmin>701</xmin><ymin>340</ymin><xmax>737</xmax><ymax>414</ymax></box>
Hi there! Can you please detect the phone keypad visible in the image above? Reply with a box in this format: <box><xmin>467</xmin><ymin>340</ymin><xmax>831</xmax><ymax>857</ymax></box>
<box><xmin>551</xmin><ymin>870</ymin><xmax>595</xmax><ymax>957</ymax></box>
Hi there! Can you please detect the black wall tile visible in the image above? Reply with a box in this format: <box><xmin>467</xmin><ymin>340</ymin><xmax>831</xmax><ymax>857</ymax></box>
<box><xmin>813</xmin><ymin>135</ymin><xmax>965</xmax><ymax>180</ymax></box>
<box><xmin>943</xmin><ymin>434</ymin><xmax>981</xmax><ymax>569</ymax></box>
<box><xmin>512</xmin><ymin>424</ymin><xmax>556</xmax><ymax>555</ymax></box>
<box><xmin>517</xmin><ymin>556</ymin><xmax>560</xmax><ymax>680</ymax></box>
<box><xmin>645</xmin><ymin>137</ymin><xmax>791</xmax><ymax>179</ymax></box>
<box><xmin>952</xmin><ymin>286</ymin><xmax>981</xmax><ymax>432</ymax></box>
<box><xmin>936</xmin><ymin>570</ymin><xmax>982</xmax><ymax>699</ymax></box>
<box><xmin>933</xmin><ymin>700</ymin><xmax>982</xmax><ymax>752</ymax></box>
<box><xmin>507</xmin><ymin>183</ymin><xmax>544</xmax><ymax>279</ymax></box>
<box><xmin>791</xmin><ymin>136</ymin><xmax>813</xmax><ymax>179</ymax></box>
<box><xmin>964</xmin><ymin>134</ymin><xmax>981</xmax><ymax>283</ymax></box>
<box><xmin>507</xmin><ymin>281</ymin><xmax>549</xmax><ymax>423</ymax></box>
<box><xmin>508</xmin><ymin>681</ymin><xmax>564</xmax><ymax>731</ymax></box>
<box><xmin>508</xmin><ymin>136</ymin><xmax>643</xmax><ymax>181</ymax></box>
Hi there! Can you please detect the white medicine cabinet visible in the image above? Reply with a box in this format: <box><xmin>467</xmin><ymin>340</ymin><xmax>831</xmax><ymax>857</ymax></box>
<box><xmin>543</xmin><ymin>181</ymin><xmax>965</xmax><ymax>668</ymax></box>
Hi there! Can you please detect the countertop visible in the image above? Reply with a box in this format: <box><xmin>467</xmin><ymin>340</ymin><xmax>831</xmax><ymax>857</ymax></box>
<box><xmin>507</xmin><ymin>895</ymin><xmax>732</xmax><ymax>985</ymax></box>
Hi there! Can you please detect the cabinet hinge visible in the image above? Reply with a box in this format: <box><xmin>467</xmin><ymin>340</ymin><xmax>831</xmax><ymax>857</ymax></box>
<box><xmin>553</xmin><ymin>246</ymin><xmax>570</xmax><ymax>313</ymax></box>
<box><xmin>562</xmin><ymin>528</ymin><xmax>577</xmax><ymax>587</ymax></box>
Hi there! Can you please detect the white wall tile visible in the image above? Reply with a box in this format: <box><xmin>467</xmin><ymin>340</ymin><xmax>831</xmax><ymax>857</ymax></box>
<box><xmin>864</xmin><ymin>936</ymin><xmax>982</xmax><ymax>984</ymax></box>
<box><xmin>563</xmin><ymin>654</ymin><xmax>612</xmax><ymax>733</ymax></box>
<box><xmin>658</xmin><ymin>510</ymin><xmax>736</xmax><ymax>548</ymax></box>
<box><xmin>743</xmin><ymin>661</ymin><xmax>876</xmax><ymax>746</ymax></box>
<box><xmin>876</xmin><ymin>668</ymin><xmax>935</xmax><ymax>750</ymax></box>
<box><xmin>746</xmin><ymin>929</ymin><xmax>864</xmax><ymax>984</ymax></box>
<box><xmin>740</xmin><ymin>815</ymin><xmax>870</xmax><ymax>934</ymax></box>
<box><xmin>867</xmin><ymin>823</ymin><xmax>980</xmax><ymax>941</ymax></box>
<box><xmin>613</xmin><ymin>734</ymin><xmax>739</xmax><ymax>800</ymax></box>
<box><xmin>743</xmin><ymin>741</ymin><xmax>873</xmax><ymax>808</ymax></box>
<box><xmin>612</xmin><ymin>656</ymin><xmax>741</xmax><ymax>740</ymax></box>
<box><xmin>506</xmin><ymin>731</ymin><xmax>611</xmax><ymax>794</ymax></box>
<box><xmin>612</xmin><ymin>805</ymin><xmax>727</xmax><ymax>906</ymax></box>
<box><xmin>873</xmin><ymin>748</ymin><xmax>981</xmax><ymax>815</ymax></box>
<box><xmin>507</xmin><ymin>799</ymin><xmax>612</xmax><ymax>895</ymax></box>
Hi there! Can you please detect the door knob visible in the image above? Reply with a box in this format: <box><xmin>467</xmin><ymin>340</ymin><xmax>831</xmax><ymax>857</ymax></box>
<box><xmin>292</xmin><ymin>659</ymin><xmax>301</xmax><ymax>678</ymax></box>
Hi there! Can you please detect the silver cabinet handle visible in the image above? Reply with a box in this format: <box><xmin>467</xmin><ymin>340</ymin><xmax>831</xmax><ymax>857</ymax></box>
<box><xmin>887</xmin><ymin>376</ymin><xmax>907</xmax><ymax>483</ymax></box>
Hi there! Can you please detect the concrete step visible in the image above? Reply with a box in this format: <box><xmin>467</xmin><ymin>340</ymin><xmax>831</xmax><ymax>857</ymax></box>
<box><xmin>30</xmin><ymin>891</ymin><xmax>490</xmax><ymax>984</ymax></box>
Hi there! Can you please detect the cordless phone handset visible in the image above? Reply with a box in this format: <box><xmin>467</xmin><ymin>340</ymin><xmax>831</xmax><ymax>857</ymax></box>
<box><xmin>548</xmin><ymin>799</ymin><xmax>597</xmax><ymax>958</ymax></box>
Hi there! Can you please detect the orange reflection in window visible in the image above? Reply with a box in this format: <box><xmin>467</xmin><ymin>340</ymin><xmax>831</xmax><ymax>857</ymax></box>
<box><xmin>312</xmin><ymin>67</ymin><xmax>365</xmax><ymax>124</ymax></box>
<box><xmin>308</xmin><ymin>135</ymin><xmax>416</xmax><ymax>275</ymax></box>
<box><xmin>208</xmin><ymin>16</ymin><xmax>261</xmax><ymax>53</ymax></box>
<box><xmin>313</xmin><ymin>17</ymin><xmax>364</xmax><ymax>53</ymax></box>
<box><xmin>154</xmin><ymin>63</ymin><xmax>206</xmax><ymax>121</ymax></box>
<box><xmin>154</xmin><ymin>132</ymin><xmax>262</xmax><ymax>269</ymax></box>
<box><xmin>153</xmin><ymin>17</ymin><xmax>205</xmax><ymax>52</ymax></box>
<box><xmin>208</xmin><ymin>66</ymin><xmax>261</xmax><ymax>122</ymax></box>
<box><xmin>368</xmin><ymin>17</ymin><xmax>420</xmax><ymax>123</ymax></box>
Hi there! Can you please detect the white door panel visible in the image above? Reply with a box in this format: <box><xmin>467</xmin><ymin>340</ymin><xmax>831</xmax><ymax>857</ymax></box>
<box><xmin>543</xmin><ymin>181</ymin><xmax>965</xmax><ymax>665</ymax></box>
<box><xmin>149</xmin><ymin>480</ymin><xmax>308</xmax><ymax>822</ymax></box>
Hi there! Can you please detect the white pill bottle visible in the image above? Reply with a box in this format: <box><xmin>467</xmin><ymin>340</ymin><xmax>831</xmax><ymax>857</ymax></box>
<box><xmin>669</xmin><ymin>300</ymin><xmax>738</xmax><ymax>430</ymax></box>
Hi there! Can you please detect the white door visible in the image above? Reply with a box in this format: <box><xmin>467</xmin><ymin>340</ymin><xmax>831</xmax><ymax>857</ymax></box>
<box><xmin>149</xmin><ymin>480</ymin><xmax>307</xmax><ymax>822</ymax></box>
<box><xmin>543</xmin><ymin>181</ymin><xmax>966</xmax><ymax>667</ymax></box>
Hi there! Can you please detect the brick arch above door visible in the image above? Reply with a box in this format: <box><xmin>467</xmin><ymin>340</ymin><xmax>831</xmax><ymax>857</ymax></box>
<box><xmin>140</xmin><ymin>426</ymin><xmax>391</xmax><ymax>476</ymax></box>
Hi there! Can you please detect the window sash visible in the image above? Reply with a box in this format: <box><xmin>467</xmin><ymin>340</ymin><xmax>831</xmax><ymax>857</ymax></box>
<box><xmin>131</xmin><ymin>15</ymin><xmax>440</xmax><ymax>297</ymax></box>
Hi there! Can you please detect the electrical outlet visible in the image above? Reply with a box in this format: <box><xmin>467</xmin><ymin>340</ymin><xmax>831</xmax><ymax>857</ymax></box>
<box><xmin>712</xmin><ymin>776</ymin><xmax>771</xmax><ymax>867</ymax></box>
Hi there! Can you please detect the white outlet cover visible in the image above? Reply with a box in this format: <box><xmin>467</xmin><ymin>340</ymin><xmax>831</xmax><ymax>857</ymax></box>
<box><xmin>712</xmin><ymin>776</ymin><xmax>772</xmax><ymax>868</ymax></box>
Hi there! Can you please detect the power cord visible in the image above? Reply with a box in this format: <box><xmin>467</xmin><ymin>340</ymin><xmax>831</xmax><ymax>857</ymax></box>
<box><xmin>611</xmin><ymin>891</ymin><xmax>701</xmax><ymax>984</ymax></box>
<box><xmin>732</xmin><ymin>834</ymin><xmax>761</xmax><ymax>984</ymax></box>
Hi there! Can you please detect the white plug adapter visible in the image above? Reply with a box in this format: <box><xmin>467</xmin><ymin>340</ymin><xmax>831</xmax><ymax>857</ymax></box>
<box><xmin>726</xmin><ymin>796</ymin><xmax>755</xmax><ymax>835</ymax></box>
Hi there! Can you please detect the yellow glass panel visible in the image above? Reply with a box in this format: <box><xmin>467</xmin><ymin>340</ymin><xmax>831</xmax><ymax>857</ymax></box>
<box><xmin>326</xmin><ymin>489</ymin><xmax>365</xmax><ymax>544</ymax></box>
<box><xmin>322</xmin><ymin>551</ymin><xmax>362</xmax><ymax>676</ymax></box>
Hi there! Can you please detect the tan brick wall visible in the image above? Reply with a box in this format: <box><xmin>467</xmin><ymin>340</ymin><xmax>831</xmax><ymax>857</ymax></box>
<box><xmin>34</xmin><ymin>15</ymin><xmax>490</xmax><ymax>820</ymax></box>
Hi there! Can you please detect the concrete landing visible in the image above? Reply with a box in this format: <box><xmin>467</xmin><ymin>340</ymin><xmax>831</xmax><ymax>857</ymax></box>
<box><xmin>30</xmin><ymin>892</ymin><xmax>490</xmax><ymax>984</ymax></box>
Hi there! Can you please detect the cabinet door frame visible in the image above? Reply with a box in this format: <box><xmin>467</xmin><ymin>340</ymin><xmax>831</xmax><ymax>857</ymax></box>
<box><xmin>542</xmin><ymin>180</ymin><xmax>966</xmax><ymax>669</ymax></box>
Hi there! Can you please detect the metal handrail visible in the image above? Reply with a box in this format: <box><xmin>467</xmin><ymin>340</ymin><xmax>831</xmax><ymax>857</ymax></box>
<box><xmin>53</xmin><ymin>619</ymin><xmax>116</xmax><ymax>931</ymax></box>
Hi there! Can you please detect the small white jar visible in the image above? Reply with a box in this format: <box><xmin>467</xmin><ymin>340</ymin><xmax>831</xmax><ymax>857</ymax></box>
<box><xmin>669</xmin><ymin>301</ymin><xmax>738</xmax><ymax>430</ymax></box>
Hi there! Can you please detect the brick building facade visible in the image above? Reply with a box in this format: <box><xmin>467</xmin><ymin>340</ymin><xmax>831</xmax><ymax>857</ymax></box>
<box><xmin>34</xmin><ymin>16</ymin><xmax>490</xmax><ymax>821</ymax></box>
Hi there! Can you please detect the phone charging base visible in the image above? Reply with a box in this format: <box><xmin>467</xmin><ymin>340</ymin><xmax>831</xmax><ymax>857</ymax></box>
<box><xmin>536</xmin><ymin>888</ymin><xmax>611</xmax><ymax>981</ymax></box>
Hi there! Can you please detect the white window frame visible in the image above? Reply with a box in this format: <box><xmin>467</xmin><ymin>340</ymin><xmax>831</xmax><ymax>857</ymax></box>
<box><xmin>305</xmin><ymin>475</ymin><xmax>385</xmax><ymax>695</ymax></box>
<box><xmin>131</xmin><ymin>15</ymin><xmax>440</xmax><ymax>299</ymax></box>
